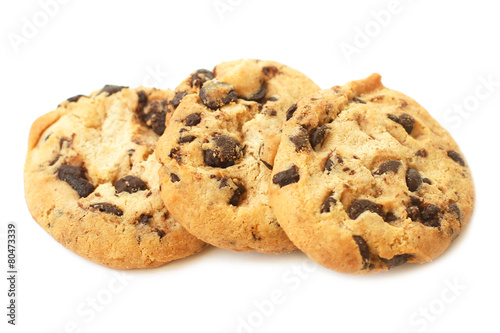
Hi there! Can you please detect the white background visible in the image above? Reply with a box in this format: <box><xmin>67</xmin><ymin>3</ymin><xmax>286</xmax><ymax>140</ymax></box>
<box><xmin>1</xmin><ymin>0</ymin><xmax>499</xmax><ymax>332</ymax></box>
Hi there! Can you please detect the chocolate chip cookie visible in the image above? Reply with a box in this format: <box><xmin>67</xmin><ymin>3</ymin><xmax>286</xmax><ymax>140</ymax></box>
<box><xmin>156</xmin><ymin>59</ymin><xmax>320</xmax><ymax>253</ymax></box>
<box><xmin>269</xmin><ymin>74</ymin><xmax>475</xmax><ymax>274</ymax></box>
<box><xmin>24</xmin><ymin>85</ymin><xmax>206</xmax><ymax>269</ymax></box>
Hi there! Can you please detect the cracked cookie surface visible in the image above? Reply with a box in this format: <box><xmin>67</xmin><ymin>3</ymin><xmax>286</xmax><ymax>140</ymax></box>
<box><xmin>269</xmin><ymin>74</ymin><xmax>475</xmax><ymax>274</ymax></box>
<box><xmin>24</xmin><ymin>85</ymin><xmax>206</xmax><ymax>269</ymax></box>
<box><xmin>156</xmin><ymin>59</ymin><xmax>320</xmax><ymax>253</ymax></box>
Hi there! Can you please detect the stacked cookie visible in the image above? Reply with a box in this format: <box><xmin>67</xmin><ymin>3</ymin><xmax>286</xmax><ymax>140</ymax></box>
<box><xmin>24</xmin><ymin>59</ymin><xmax>474</xmax><ymax>274</ymax></box>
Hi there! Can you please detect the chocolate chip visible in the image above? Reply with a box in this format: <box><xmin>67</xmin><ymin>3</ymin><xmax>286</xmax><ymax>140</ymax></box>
<box><xmin>387</xmin><ymin>114</ymin><xmax>399</xmax><ymax>123</ymax></box>
<box><xmin>60</xmin><ymin>137</ymin><xmax>73</xmax><ymax>149</ymax></box>
<box><xmin>410</xmin><ymin>196</ymin><xmax>423</xmax><ymax>206</ymax></box>
<box><xmin>309</xmin><ymin>125</ymin><xmax>330</xmax><ymax>150</ymax></box>
<box><xmin>48</xmin><ymin>154</ymin><xmax>61</xmax><ymax>166</ymax></box>
<box><xmin>267</xmin><ymin>96</ymin><xmax>278</xmax><ymax>102</ymax></box>
<box><xmin>336</xmin><ymin>155</ymin><xmax>344</xmax><ymax>165</ymax></box>
<box><xmin>156</xmin><ymin>229</ymin><xmax>166</xmax><ymax>238</ymax></box>
<box><xmin>407</xmin><ymin>198</ymin><xmax>442</xmax><ymax>227</ymax></box>
<box><xmin>172</xmin><ymin>91</ymin><xmax>187</xmax><ymax>108</ymax></box>
<box><xmin>374</xmin><ymin>160</ymin><xmax>401</xmax><ymax>175</ymax></box>
<box><xmin>67</xmin><ymin>94</ymin><xmax>85</xmax><ymax>103</ymax></box>
<box><xmin>248</xmin><ymin>83</ymin><xmax>267</xmax><ymax>101</ymax></box>
<box><xmin>352</xmin><ymin>236</ymin><xmax>370</xmax><ymax>270</ymax></box>
<box><xmin>204</xmin><ymin>135</ymin><xmax>243</xmax><ymax>168</ymax></box>
<box><xmin>416</xmin><ymin>149</ymin><xmax>428</xmax><ymax>157</ymax></box>
<box><xmin>387</xmin><ymin>113</ymin><xmax>415</xmax><ymax>134</ymax></box>
<box><xmin>352</xmin><ymin>97</ymin><xmax>366</xmax><ymax>104</ymax></box>
<box><xmin>115</xmin><ymin>176</ymin><xmax>148</xmax><ymax>194</ymax></box>
<box><xmin>178</xmin><ymin>135</ymin><xmax>196</xmax><ymax>144</ymax></box>
<box><xmin>219</xmin><ymin>178</ymin><xmax>246</xmax><ymax>206</ymax></box>
<box><xmin>169</xmin><ymin>147</ymin><xmax>182</xmax><ymax>164</ymax></box>
<box><xmin>421</xmin><ymin>204</ymin><xmax>441</xmax><ymax>221</ymax></box>
<box><xmin>349</xmin><ymin>200</ymin><xmax>384</xmax><ymax>220</ymax></box>
<box><xmin>422</xmin><ymin>217</ymin><xmax>441</xmax><ymax>228</ymax></box>
<box><xmin>261</xmin><ymin>159</ymin><xmax>273</xmax><ymax>170</ymax></box>
<box><xmin>218</xmin><ymin>177</ymin><xmax>230</xmax><ymax>188</ymax></box>
<box><xmin>90</xmin><ymin>203</ymin><xmax>123</xmax><ymax>216</ymax></box>
<box><xmin>448</xmin><ymin>203</ymin><xmax>462</xmax><ymax>221</ymax></box>
<box><xmin>185</xmin><ymin>113</ymin><xmax>201</xmax><ymax>126</ymax></box>
<box><xmin>58</xmin><ymin>164</ymin><xmax>95</xmax><ymax>198</ymax></box>
<box><xmin>137</xmin><ymin>100</ymin><xmax>168</xmax><ymax>135</ymax></box>
<box><xmin>285</xmin><ymin>104</ymin><xmax>297</xmax><ymax>121</ymax></box>
<box><xmin>199</xmin><ymin>81</ymin><xmax>238</xmax><ymax>110</ymax></box>
<box><xmin>262</xmin><ymin>66</ymin><xmax>279</xmax><ymax>78</ymax></box>
<box><xmin>406</xmin><ymin>168</ymin><xmax>422</xmax><ymax>192</ymax></box>
<box><xmin>447</xmin><ymin>151</ymin><xmax>465</xmax><ymax>166</ymax></box>
<box><xmin>384</xmin><ymin>212</ymin><xmax>399</xmax><ymax>222</ymax></box>
<box><xmin>397</xmin><ymin>113</ymin><xmax>415</xmax><ymax>134</ymax></box>
<box><xmin>98</xmin><ymin>85</ymin><xmax>127</xmax><ymax>96</ymax></box>
<box><xmin>272</xmin><ymin>165</ymin><xmax>300</xmax><ymax>187</ymax></box>
<box><xmin>406</xmin><ymin>206</ymin><xmax>420</xmax><ymax>221</ymax></box>
<box><xmin>229</xmin><ymin>181</ymin><xmax>246</xmax><ymax>206</ymax></box>
<box><xmin>289</xmin><ymin>128</ymin><xmax>310</xmax><ymax>152</ymax></box>
<box><xmin>191</xmin><ymin>69</ymin><xmax>215</xmax><ymax>88</ymax></box>
<box><xmin>137</xmin><ymin>90</ymin><xmax>148</xmax><ymax>105</ymax></box>
<box><xmin>320</xmin><ymin>195</ymin><xmax>337</xmax><ymax>213</ymax></box>
<box><xmin>170</xmin><ymin>173</ymin><xmax>180</xmax><ymax>183</ymax></box>
<box><xmin>423</xmin><ymin>178</ymin><xmax>432</xmax><ymax>185</ymax></box>
<box><xmin>138</xmin><ymin>214</ymin><xmax>152</xmax><ymax>224</ymax></box>
<box><xmin>324</xmin><ymin>158</ymin><xmax>335</xmax><ymax>172</ymax></box>
<box><xmin>380</xmin><ymin>254</ymin><xmax>411</xmax><ymax>269</ymax></box>
<box><xmin>252</xmin><ymin>232</ymin><xmax>262</xmax><ymax>241</ymax></box>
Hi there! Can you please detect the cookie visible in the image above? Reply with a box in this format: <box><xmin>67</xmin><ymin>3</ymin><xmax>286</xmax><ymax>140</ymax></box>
<box><xmin>156</xmin><ymin>59</ymin><xmax>320</xmax><ymax>253</ymax></box>
<box><xmin>269</xmin><ymin>74</ymin><xmax>475</xmax><ymax>274</ymax></box>
<box><xmin>24</xmin><ymin>85</ymin><xmax>206</xmax><ymax>269</ymax></box>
